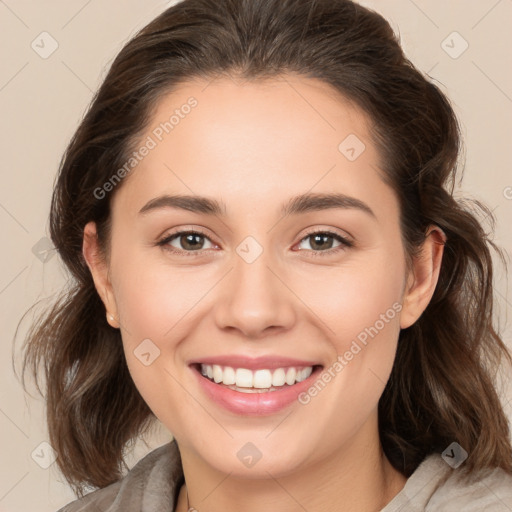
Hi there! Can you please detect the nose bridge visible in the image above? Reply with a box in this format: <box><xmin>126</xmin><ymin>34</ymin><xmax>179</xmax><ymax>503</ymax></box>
<box><xmin>213</xmin><ymin>245</ymin><xmax>296</xmax><ymax>338</ymax></box>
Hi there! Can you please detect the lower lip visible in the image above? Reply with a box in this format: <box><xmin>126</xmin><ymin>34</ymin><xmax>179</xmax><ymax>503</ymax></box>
<box><xmin>191</xmin><ymin>365</ymin><xmax>323</xmax><ymax>416</ymax></box>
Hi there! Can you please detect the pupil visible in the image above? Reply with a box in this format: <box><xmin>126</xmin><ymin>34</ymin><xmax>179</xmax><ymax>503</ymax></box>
<box><xmin>183</xmin><ymin>234</ymin><xmax>203</xmax><ymax>250</ymax></box>
<box><xmin>311</xmin><ymin>234</ymin><xmax>332</xmax><ymax>250</ymax></box>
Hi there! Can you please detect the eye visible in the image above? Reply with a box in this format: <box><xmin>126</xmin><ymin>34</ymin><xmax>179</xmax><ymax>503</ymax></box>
<box><xmin>296</xmin><ymin>230</ymin><xmax>353</xmax><ymax>255</ymax></box>
<box><xmin>156</xmin><ymin>228</ymin><xmax>353</xmax><ymax>257</ymax></box>
<box><xmin>157</xmin><ymin>230</ymin><xmax>216</xmax><ymax>254</ymax></box>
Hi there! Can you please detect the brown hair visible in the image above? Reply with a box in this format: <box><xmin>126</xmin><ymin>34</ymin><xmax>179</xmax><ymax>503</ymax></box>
<box><xmin>17</xmin><ymin>0</ymin><xmax>512</xmax><ymax>497</ymax></box>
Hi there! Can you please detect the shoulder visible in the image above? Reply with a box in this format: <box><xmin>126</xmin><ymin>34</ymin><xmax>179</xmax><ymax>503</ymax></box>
<box><xmin>383</xmin><ymin>453</ymin><xmax>512</xmax><ymax>511</ymax></box>
<box><xmin>56</xmin><ymin>440</ymin><xmax>184</xmax><ymax>512</ymax></box>
<box><xmin>427</xmin><ymin>458</ymin><xmax>512</xmax><ymax>511</ymax></box>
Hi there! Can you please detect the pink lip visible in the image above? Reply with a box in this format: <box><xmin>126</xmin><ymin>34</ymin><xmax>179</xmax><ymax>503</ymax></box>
<box><xmin>188</xmin><ymin>355</ymin><xmax>320</xmax><ymax>370</ymax></box>
<box><xmin>190</xmin><ymin>363</ymin><xmax>323</xmax><ymax>416</ymax></box>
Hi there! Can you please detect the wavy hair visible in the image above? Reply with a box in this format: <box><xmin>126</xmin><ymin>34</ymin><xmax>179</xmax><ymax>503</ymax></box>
<box><xmin>17</xmin><ymin>0</ymin><xmax>512</xmax><ymax>497</ymax></box>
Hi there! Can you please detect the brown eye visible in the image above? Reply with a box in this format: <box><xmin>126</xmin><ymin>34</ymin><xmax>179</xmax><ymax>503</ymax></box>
<box><xmin>158</xmin><ymin>230</ymin><xmax>215</xmax><ymax>253</ymax></box>
<box><xmin>296</xmin><ymin>231</ymin><xmax>353</xmax><ymax>254</ymax></box>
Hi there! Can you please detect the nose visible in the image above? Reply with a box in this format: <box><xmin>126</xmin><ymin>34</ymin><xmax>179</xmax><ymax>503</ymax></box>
<box><xmin>213</xmin><ymin>250</ymin><xmax>297</xmax><ymax>339</ymax></box>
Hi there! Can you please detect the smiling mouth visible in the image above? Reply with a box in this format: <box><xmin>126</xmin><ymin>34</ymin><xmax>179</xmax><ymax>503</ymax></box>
<box><xmin>191</xmin><ymin>363</ymin><xmax>323</xmax><ymax>393</ymax></box>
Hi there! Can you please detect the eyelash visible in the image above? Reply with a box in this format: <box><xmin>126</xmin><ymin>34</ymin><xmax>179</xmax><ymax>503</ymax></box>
<box><xmin>298</xmin><ymin>228</ymin><xmax>354</xmax><ymax>257</ymax></box>
<box><xmin>156</xmin><ymin>228</ymin><xmax>354</xmax><ymax>258</ymax></box>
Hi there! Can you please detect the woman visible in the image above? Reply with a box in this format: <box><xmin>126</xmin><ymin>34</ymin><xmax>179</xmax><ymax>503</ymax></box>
<box><xmin>20</xmin><ymin>0</ymin><xmax>512</xmax><ymax>510</ymax></box>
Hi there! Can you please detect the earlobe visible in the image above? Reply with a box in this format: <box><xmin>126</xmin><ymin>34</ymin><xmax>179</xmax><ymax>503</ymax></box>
<box><xmin>400</xmin><ymin>226</ymin><xmax>446</xmax><ymax>329</ymax></box>
<box><xmin>82</xmin><ymin>221</ymin><xmax>119</xmax><ymax>327</ymax></box>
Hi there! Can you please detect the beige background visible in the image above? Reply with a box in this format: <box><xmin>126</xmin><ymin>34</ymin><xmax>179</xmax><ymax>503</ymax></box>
<box><xmin>1</xmin><ymin>1</ymin><xmax>511</xmax><ymax>510</ymax></box>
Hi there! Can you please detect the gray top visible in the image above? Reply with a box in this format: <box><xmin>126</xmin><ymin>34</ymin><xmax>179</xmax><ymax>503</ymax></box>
<box><xmin>57</xmin><ymin>440</ymin><xmax>512</xmax><ymax>511</ymax></box>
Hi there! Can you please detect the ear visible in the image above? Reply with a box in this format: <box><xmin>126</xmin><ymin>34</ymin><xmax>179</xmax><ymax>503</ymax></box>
<box><xmin>400</xmin><ymin>226</ymin><xmax>446</xmax><ymax>329</ymax></box>
<box><xmin>82</xmin><ymin>221</ymin><xmax>119</xmax><ymax>328</ymax></box>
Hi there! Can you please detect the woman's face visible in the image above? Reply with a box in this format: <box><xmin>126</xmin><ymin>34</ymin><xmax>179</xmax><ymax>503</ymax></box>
<box><xmin>85</xmin><ymin>75</ymin><xmax>438</xmax><ymax>478</ymax></box>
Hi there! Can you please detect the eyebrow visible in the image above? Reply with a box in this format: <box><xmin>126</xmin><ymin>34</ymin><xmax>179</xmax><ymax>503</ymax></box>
<box><xmin>138</xmin><ymin>192</ymin><xmax>376</xmax><ymax>219</ymax></box>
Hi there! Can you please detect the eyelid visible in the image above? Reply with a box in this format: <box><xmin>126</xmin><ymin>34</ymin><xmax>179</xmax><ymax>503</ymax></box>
<box><xmin>298</xmin><ymin>226</ymin><xmax>354</xmax><ymax>245</ymax></box>
<box><xmin>156</xmin><ymin>227</ymin><xmax>219</xmax><ymax>256</ymax></box>
<box><xmin>293</xmin><ymin>227</ymin><xmax>354</xmax><ymax>256</ymax></box>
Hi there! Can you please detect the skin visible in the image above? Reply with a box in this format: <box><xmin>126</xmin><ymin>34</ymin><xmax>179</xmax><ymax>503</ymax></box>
<box><xmin>83</xmin><ymin>75</ymin><xmax>444</xmax><ymax>512</ymax></box>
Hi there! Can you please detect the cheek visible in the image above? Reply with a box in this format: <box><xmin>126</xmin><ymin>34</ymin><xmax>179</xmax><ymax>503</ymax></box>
<box><xmin>108</xmin><ymin>252</ymin><xmax>226</xmax><ymax>423</ymax></box>
<box><xmin>294</xmin><ymin>244</ymin><xmax>406</xmax><ymax>347</ymax></box>
<box><xmin>111</xmin><ymin>262</ymin><xmax>199</xmax><ymax>430</ymax></box>
<box><xmin>336</xmin><ymin>268</ymin><xmax>404</xmax><ymax>349</ymax></box>
<box><xmin>111</xmin><ymin>248</ymin><xmax>216</xmax><ymax>342</ymax></box>
<box><xmin>293</xmin><ymin>268</ymin><xmax>404</xmax><ymax>450</ymax></box>
<box><xmin>297</xmin><ymin>245</ymin><xmax>405</xmax><ymax>405</ymax></box>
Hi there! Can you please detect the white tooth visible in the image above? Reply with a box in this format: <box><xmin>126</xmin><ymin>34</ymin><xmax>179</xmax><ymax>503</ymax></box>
<box><xmin>235</xmin><ymin>368</ymin><xmax>253</xmax><ymax>388</ymax></box>
<box><xmin>296</xmin><ymin>367</ymin><xmax>312</xmax><ymax>382</ymax></box>
<box><xmin>213</xmin><ymin>365</ymin><xmax>223</xmax><ymax>383</ymax></box>
<box><xmin>201</xmin><ymin>364</ymin><xmax>313</xmax><ymax>387</ymax></box>
<box><xmin>302</xmin><ymin>366</ymin><xmax>313</xmax><ymax>380</ymax></box>
<box><xmin>253</xmin><ymin>369</ymin><xmax>272</xmax><ymax>388</ymax></box>
<box><xmin>272</xmin><ymin>368</ymin><xmax>286</xmax><ymax>387</ymax></box>
<box><xmin>223</xmin><ymin>366</ymin><xmax>236</xmax><ymax>385</ymax></box>
<box><xmin>285</xmin><ymin>367</ymin><xmax>297</xmax><ymax>385</ymax></box>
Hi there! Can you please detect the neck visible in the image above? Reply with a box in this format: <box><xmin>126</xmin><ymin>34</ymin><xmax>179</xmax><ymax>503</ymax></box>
<box><xmin>174</xmin><ymin>417</ymin><xmax>407</xmax><ymax>512</ymax></box>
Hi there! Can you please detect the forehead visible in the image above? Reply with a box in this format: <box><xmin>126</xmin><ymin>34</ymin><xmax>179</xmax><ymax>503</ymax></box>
<box><xmin>111</xmin><ymin>75</ymin><xmax>396</xmax><ymax>220</ymax></box>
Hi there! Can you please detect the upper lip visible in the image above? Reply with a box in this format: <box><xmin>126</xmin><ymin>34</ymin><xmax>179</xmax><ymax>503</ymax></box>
<box><xmin>189</xmin><ymin>355</ymin><xmax>322</xmax><ymax>370</ymax></box>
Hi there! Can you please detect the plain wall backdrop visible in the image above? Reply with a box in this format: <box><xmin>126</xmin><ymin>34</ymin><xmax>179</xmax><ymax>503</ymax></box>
<box><xmin>1</xmin><ymin>1</ymin><xmax>511</xmax><ymax>510</ymax></box>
